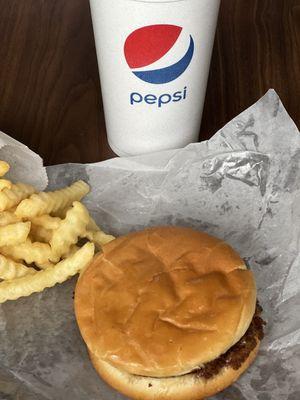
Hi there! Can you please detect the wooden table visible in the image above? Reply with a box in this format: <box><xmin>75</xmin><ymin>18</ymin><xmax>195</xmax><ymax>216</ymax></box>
<box><xmin>0</xmin><ymin>0</ymin><xmax>299</xmax><ymax>165</ymax></box>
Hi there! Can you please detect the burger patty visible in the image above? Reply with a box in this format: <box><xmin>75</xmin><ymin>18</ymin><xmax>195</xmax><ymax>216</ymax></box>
<box><xmin>193</xmin><ymin>303</ymin><xmax>265</xmax><ymax>380</ymax></box>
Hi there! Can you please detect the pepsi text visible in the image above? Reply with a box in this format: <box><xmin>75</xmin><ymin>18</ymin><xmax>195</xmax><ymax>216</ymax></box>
<box><xmin>130</xmin><ymin>86</ymin><xmax>187</xmax><ymax>108</ymax></box>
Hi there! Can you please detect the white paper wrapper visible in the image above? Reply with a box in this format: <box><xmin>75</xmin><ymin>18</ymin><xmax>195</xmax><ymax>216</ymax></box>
<box><xmin>0</xmin><ymin>89</ymin><xmax>299</xmax><ymax>400</ymax></box>
<box><xmin>0</xmin><ymin>131</ymin><xmax>47</xmax><ymax>191</ymax></box>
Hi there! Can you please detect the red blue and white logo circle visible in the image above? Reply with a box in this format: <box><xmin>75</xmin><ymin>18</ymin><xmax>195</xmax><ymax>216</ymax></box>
<box><xmin>124</xmin><ymin>24</ymin><xmax>194</xmax><ymax>84</ymax></box>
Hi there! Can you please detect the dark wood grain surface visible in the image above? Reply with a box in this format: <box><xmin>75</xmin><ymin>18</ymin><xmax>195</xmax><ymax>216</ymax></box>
<box><xmin>0</xmin><ymin>0</ymin><xmax>299</xmax><ymax>165</ymax></box>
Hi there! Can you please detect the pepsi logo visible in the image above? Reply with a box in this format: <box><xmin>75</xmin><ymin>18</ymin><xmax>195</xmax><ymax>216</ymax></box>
<box><xmin>124</xmin><ymin>24</ymin><xmax>194</xmax><ymax>84</ymax></box>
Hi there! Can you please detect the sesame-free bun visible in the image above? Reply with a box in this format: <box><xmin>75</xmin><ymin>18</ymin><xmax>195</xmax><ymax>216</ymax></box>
<box><xmin>75</xmin><ymin>226</ymin><xmax>257</xmax><ymax>378</ymax></box>
<box><xmin>89</xmin><ymin>341</ymin><xmax>260</xmax><ymax>400</ymax></box>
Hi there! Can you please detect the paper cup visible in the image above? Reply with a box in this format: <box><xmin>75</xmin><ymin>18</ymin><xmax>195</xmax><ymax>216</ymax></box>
<box><xmin>89</xmin><ymin>0</ymin><xmax>220</xmax><ymax>156</ymax></box>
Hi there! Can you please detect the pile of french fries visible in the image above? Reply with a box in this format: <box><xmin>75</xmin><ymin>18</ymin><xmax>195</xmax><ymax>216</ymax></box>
<box><xmin>0</xmin><ymin>160</ymin><xmax>115</xmax><ymax>303</ymax></box>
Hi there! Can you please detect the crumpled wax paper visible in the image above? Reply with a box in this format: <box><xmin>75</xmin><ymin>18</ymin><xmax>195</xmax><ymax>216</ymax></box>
<box><xmin>0</xmin><ymin>89</ymin><xmax>299</xmax><ymax>400</ymax></box>
<box><xmin>0</xmin><ymin>131</ymin><xmax>47</xmax><ymax>191</ymax></box>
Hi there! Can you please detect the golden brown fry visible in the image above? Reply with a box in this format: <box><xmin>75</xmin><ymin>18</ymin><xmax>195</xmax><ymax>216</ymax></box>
<box><xmin>0</xmin><ymin>238</ymin><xmax>54</xmax><ymax>265</ymax></box>
<box><xmin>30</xmin><ymin>224</ymin><xmax>52</xmax><ymax>243</ymax></box>
<box><xmin>0</xmin><ymin>222</ymin><xmax>31</xmax><ymax>247</ymax></box>
<box><xmin>35</xmin><ymin>261</ymin><xmax>55</xmax><ymax>270</ymax></box>
<box><xmin>85</xmin><ymin>216</ymin><xmax>115</xmax><ymax>248</ymax></box>
<box><xmin>85</xmin><ymin>230</ymin><xmax>115</xmax><ymax>249</ymax></box>
<box><xmin>0</xmin><ymin>211</ymin><xmax>21</xmax><ymax>226</ymax></box>
<box><xmin>7</xmin><ymin>206</ymin><xmax>17</xmax><ymax>213</ymax></box>
<box><xmin>0</xmin><ymin>183</ymin><xmax>35</xmax><ymax>212</ymax></box>
<box><xmin>52</xmin><ymin>206</ymin><xmax>70</xmax><ymax>219</ymax></box>
<box><xmin>87</xmin><ymin>216</ymin><xmax>100</xmax><ymax>232</ymax></box>
<box><xmin>0</xmin><ymin>161</ymin><xmax>10</xmax><ymax>177</ymax></box>
<box><xmin>62</xmin><ymin>244</ymin><xmax>80</xmax><ymax>259</ymax></box>
<box><xmin>50</xmin><ymin>201</ymin><xmax>90</xmax><ymax>257</ymax></box>
<box><xmin>31</xmin><ymin>215</ymin><xmax>61</xmax><ymax>230</ymax></box>
<box><xmin>0</xmin><ymin>179</ymin><xmax>12</xmax><ymax>191</ymax></box>
<box><xmin>15</xmin><ymin>181</ymin><xmax>90</xmax><ymax>219</ymax></box>
<box><xmin>0</xmin><ymin>254</ymin><xmax>36</xmax><ymax>280</ymax></box>
<box><xmin>0</xmin><ymin>242</ymin><xmax>95</xmax><ymax>303</ymax></box>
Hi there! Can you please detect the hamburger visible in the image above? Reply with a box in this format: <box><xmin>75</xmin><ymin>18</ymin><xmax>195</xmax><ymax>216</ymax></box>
<box><xmin>75</xmin><ymin>226</ymin><xmax>264</xmax><ymax>399</ymax></box>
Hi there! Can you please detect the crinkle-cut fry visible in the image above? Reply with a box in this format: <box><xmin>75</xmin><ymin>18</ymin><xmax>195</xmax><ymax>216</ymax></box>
<box><xmin>50</xmin><ymin>201</ymin><xmax>90</xmax><ymax>258</ymax></box>
<box><xmin>0</xmin><ymin>255</ymin><xmax>36</xmax><ymax>280</ymax></box>
<box><xmin>0</xmin><ymin>211</ymin><xmax>21</xmax><ymax>226</ymax></box>
<box><xmin>31</xmin><ymin>215</ymin><xmax>61</xmax><ymax>230</ymax></box>
<box><xmin>7</xmin><ymin>206</ymin><xmax>17</xmax><ymax>213</ymax></box>
<box><xmin>0</xmin><ymin>179</ymin><xmax>12</xmax><ymax>191</ymax></box>
<box><xmin>62</xmin><ymin>244</ymin><xmax>79</xmax><ymax>259</ymax></box>
<box><xmin>35</xmin><ymin>261</ymin><xmax>55</xmax><ymax>270</ymax></box>
<box><xmin>0</xmin><ymin>222</ymin><xmax>31</xmax><ymax>247</ymax></box>
<box><xmin>85</xmin><ymin>216</ymin><xmax>115</xmax><ymax>248</ymax></box>
<box><xmin>30</xmin><ymin>224</ymin><xmax>52</xmax><ymax>243</ymax></box>
<box><xmin>0</xmin><ymin>238</ymin><xmax>54</xmax><ymax>265</ymax></box>
<box><xmin>87</xmin><ymin>216</ymin><xmax>100</xmax><ymax>232</ymax></box>
<box><xmin>85</xmin><ymin>230</ymin><xmax>115</xmax><ymax>248</ymax></box>
<box><xmin>52</xmin><ymin>206</ymin><xmax>69</xmax><ymax>219</ymax></box>
<box><xmin>0</xmin><ymin>242</ymin><xmax>95</xmax><ymax>303</ymax></box>
<box><xmin>15</xmin><ymin>181</ymin><xmax>90</xmax><ymax>219</ymax></box>
<box><xmin>0</xmin><ymin>183</ymin><xmax>36</xmax><ymax>212</ymax></box>
<box><xmin>0</xmin><ymin>161</ymin><xmax>10</xmax><ymax>177</ymax></box>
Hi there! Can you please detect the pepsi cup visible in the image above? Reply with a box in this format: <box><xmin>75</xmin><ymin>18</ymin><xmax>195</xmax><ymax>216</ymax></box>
<box><xmin>89</xmin><ymin>0</ymin><xmax>220</xmax><ymax>156</ymax></box>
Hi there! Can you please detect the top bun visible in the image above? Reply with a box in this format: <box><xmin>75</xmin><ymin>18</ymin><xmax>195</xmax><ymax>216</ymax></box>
<box><xmin>75</xmin><ymin>226</ymin><xmax>256</xmax><ymax>378</ymax></box>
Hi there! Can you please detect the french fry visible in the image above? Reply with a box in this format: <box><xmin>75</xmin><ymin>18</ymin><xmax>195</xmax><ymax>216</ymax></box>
<box><xmin>85</xmin><ymin>230</ymin><xmax>115</xmax><ymax>248</ymax></box>
<box><xmin>0</xmin><ymin>255</ymin><xmax>36</xmax><ymax>280</ymax></box>
<box><xmin>0</xmin><ymin>242</ymin><xmax>95</xmax><ymax>303</ymax></box>
<box><xmin>35</xmin><ymin>261</ymin><xmax>55</xmax><ymax>270</ymax></box>
<box><xmin>85</xmin><ymin>216</ymin><xmax>115</xmax><ymax>248</ymax></box>
<box><xmin>7</xmin><ymin>206</ymin><xmax>17</xmax><ymax>213</ymax></box>
<box><xmin>61</xmin><ymin>244</ymin><xmax>79</xmax><ymax>259</ymax></box>
<box><xmin>0</xmin><ymin>160</ymin><xmax>116</xmax><ymax>303</ymax></box>
<box><xmin>0</xmin><ymin>183</ymin><xmax>35</xmax><ymax>212</ymax></box>
<box><xmin>50</xmin><ymin>201</ymin><xmax>90</xmax><ymax>257</ymax></box>
<box><xmin>0</xmin><ymin>179</ymin><xmax>12</xmax><ymax>191</ymax></box>
<box><xmin>30</xmin><ymin>224</ymin><xmax>52</xmax><ymax>243</ymax></box>
<box><xmin>1</xmin><ymin>238</ymin><xmax>54</xmax><ymax>265</ymax></box>
<box><xmin>15</xmin><ymin>180</ymin><xmax>90</xmax><ymax>219</ymax></box>
<box><xmin>0</xmin><ymin>222</ymin><xmax>31</xmax><ymax>247</ymax></box>
<box><xmin>31</xmin><ymin>215</ymin><xmax>61</xmax><ymax>230</ymax></box>
<box><xmin>52</xmin><ymin>206</ymin><xmax>70</xmax><ymax>219</ymax></box>
<box><xmin>87</xmin><ymin>216</ymin><xmax>101</xmax><ymax>232</ymax></box>
<box><xmin>0</xmin><ymin>211</ymin><xmax>21</xmax><ymax>226</ymax></box>
<box><xmin>0</xmin><ymin>161</ymin><xmax>10</xmax><ymax>177</ymax></box>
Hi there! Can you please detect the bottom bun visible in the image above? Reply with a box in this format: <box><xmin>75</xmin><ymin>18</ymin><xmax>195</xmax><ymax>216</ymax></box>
<box><xmin>89</xmin><ymin>341</ymin><xmax>260</xmax><ymax>400</ymax></box>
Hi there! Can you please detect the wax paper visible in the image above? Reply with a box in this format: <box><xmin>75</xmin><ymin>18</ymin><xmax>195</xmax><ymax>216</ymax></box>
<box><xmin>0</xmin><ymin>89</ymin><xmax>299</xmax><ymax>400</ymax></box>
<box><xmin>0</xmin><ymin>131</ymin><xmax>47</xmax><ymax>191</ymax></box>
